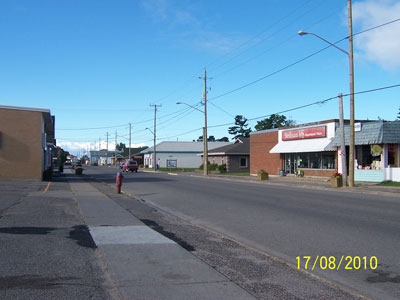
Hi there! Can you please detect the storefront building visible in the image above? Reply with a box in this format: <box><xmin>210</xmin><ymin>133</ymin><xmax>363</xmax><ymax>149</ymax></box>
<box><xmin>250</xmin><ymin>119</ymin><xmax>400</xmax><ymax>182</ymax></box>
<box><xmin>269</xmin><ymin>120</ymin><xmax>338</xmax><ymax>177</ymax></box>
<box><xmin>331</xmin><ymin>120</ymin><xmax>400</xmax><ymax>182</ymax></box>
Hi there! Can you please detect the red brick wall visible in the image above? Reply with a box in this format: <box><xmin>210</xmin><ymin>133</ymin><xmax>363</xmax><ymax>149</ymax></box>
<box><xmin>301</xmin><ymin>169</ymin><xmax>336</xmax><ymax>177</ymax></box>
<box><xmin>250</xmin><ymin>131</ymin><xmax>281</xmax><ymax>175</ymax></box>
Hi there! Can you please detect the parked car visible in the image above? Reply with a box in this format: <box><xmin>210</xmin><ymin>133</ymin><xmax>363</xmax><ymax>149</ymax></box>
<box><xmin>122</xmin><ymin>160</ymin><xmax>138</xmax><ymax>172</ymax></box>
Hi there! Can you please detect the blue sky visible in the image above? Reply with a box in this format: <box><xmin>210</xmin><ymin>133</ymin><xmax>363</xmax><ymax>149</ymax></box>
<box><xmin>1</xmin><ymin>0</ymin><xmax>399</xmax><ymax>155</ymax></box>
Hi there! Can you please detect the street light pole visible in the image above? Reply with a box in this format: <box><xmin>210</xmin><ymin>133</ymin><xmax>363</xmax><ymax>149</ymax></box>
<box><xmin>298</xmin><ymin>0</ymin><xmax>355</xmax><ymax>187</ymax></box>
<box><xmin>145</xmin><ymin>127</ymin><xmax>156</xmax><ymax>171</ymax></box>
<box><xmin>176</xmin><ymin>96</ymin><xmax>208</xmax><ymax>176</ymax></box>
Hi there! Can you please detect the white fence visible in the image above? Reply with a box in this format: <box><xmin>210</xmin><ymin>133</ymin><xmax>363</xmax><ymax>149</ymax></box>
<box><xmin>385</xmin><ymin>167</ymin><xmax>400</xmax><ymax>182</ymax></box>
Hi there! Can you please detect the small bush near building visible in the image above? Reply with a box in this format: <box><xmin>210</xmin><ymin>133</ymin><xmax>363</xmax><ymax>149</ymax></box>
<box><xmin>218</xmin><ymin>164</ymin><xmax>227</xmax><ymax>173</ymax></box>
<box><xmin>257</xmin><ymin>169</ymin><xmax>269</xmax><ymax>181</ymax></box>
<box><xmin>42</xmin><ymin>168</ymin><xmax>53</xmax><ymax>181</ymax></box>
<box><xmin>75</xmin><ymin>167</ymin><xmax>83</xmax><ymax>175</ymax></box>
<box><xmin>199</xmin><ymin>162</ymin><xmax>219</xmax><ymax>171</ymax></box>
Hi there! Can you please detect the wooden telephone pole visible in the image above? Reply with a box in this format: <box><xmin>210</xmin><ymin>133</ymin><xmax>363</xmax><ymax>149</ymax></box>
<box><xmin>150</xmin><ymin>104</ymin><xmax>162</xmax><ymax>171</ymax></box>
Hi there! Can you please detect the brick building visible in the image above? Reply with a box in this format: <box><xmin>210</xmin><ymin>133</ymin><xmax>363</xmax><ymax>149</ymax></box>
<box><xmin>250</xmin><ymin>129</ymin><xmax>281</xmax><ymax>175</ymax></box>
<box><xmin>0</xmin><ymin>105</ymin><xmax>55</xmax><ymax>179</ymax></box>
<box><xmin>250</xmin><ymin>120</ymin><xmax>339</xmax><ymax>178</ymax></box>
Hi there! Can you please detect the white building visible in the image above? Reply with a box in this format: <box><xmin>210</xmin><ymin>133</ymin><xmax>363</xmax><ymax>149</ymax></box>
<box><xmin>142</xmin><ymin>141</ymin><xmax>231</xmax><ymax>168</ymax></box>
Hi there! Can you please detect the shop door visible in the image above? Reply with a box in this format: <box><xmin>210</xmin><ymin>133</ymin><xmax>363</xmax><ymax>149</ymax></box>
<box><xmin>284</xmin><ymin>154</ymin><xmax>297</xmax><ymax>174</ymax></box>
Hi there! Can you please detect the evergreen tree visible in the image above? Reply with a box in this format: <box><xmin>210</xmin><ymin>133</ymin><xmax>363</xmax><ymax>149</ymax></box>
<box><xmin>116</xmin><ymin>142</ymin><xmax>126</xmax><ymax>151</ymax></box>
<box><xmin>228</xmin><ymin>115</ymin><xmax>252</xmax><ymax>140</ymax></box>
<box><xmin>255</xmin><ymin>114</ymin><xmax>295</xmax><ymax>131</ymax></box>
<box><xmin>217</xmin><ymin>137</ymin><xmax>229</xmax><ymax>142</ymax></box>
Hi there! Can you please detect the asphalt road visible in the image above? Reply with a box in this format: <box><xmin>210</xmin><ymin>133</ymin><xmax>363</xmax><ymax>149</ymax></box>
<box><xmin>85</xmin><ymin>166</ymin><xmax>400</xmax><ymax>300</ymax></box>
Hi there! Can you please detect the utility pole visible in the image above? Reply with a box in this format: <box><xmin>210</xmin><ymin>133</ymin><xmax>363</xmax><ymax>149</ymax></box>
<box><xmin>129</xmin><ymin>123</ymin><xmax>132</xmax><ymax>160</ymax></box>
<box><xmin>338</xmin><ymin>93</ymin><xmax>348</xmax><ymax>186</ymax></box>
<box><xmin>106</xmin><ymin>132</ymin><xmax>109</xmax><ymax>166</ymax></box>
<box><xmin>150</xmin><ymin>104</ymin><xmax>161</xmax><ymax>171</ymax></box>
<box><xmin>348</xmin><ymin>0</ymin><xmax>356</xmax><ymax>187</ymax></box>
<box><xmin>199</xmin><ymin>68</ymin><xmax>209</xmax><ymax>176</ymax></box>
<box><xmin>115</xmin><ymin>130</ymin><xmax>117</xmax><ymax>166</ymax></box>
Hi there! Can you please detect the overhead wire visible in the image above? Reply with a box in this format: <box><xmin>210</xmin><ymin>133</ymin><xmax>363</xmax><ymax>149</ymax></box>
<box><xmin>207</xmin><ymin>17</ymin><xmax>400</xmax><ymax>103</ymax></box>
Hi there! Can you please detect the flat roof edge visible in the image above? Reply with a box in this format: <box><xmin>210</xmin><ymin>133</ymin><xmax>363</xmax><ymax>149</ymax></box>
<box><xmin>0</xmin><ymin>104</ymin><xmax>51</xmax><ymax>113</ymax></box>
<box><xmin>250</xmin><ymin>128</ymin><xmax>279</xmax><ymax>135</ymax></box>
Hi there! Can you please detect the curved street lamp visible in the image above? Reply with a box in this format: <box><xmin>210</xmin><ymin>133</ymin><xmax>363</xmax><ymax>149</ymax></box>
<box><xmin>177</xmin><ymin>101</ymin><xmax>208</xmax><ymax>176</ymax></box>
<box><xmin>298</xmin><ymin>22</ymin><xmax>355</xmax><ymax>187</ymax></box>
<box><xmin>145</xmin><ymin>127</ymin><xmax>156</xmax><ymax>171</ymax></box>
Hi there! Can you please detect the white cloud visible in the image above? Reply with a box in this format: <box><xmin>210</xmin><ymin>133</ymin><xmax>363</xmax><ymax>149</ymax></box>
<box><xmin>140</xmin><ymin>0</ymin><xmax>242</xmax><ymax>53</ymax></box>
<box><xmin>353</xmin><ymin>0</ymin><xmax>400</xmax><ymax>70</ymax></box>
<box><xmin>58</xmin><ymin>141</ymin><xmax>147</xmax><ymax>155</ymax></box>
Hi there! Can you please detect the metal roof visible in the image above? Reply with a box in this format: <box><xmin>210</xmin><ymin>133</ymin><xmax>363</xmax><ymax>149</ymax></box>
<box><xmin>331</xmin><ymin>121</ymin><xmax>400</xmax><ymax>146</ymax></box>
<box><xmin>208</xmin><ymin>138</ymin><xmax>249</xmax><ymax>155</ymax></box>
<box><xmin>141</xmin><ymin>141</ymin><xmax>232</xmax><ymax>153</ymax></box>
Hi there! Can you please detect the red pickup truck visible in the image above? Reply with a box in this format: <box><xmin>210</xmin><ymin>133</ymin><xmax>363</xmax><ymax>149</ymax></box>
<box><xmin>122</xmin><ymin>160</ymin><xmax>139</xmax><ymax>172</ymax></box>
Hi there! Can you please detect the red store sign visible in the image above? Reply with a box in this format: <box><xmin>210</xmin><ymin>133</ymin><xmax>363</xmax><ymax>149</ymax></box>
<box><xmin>282</xmin><ymin>126</ymin><xmax>326</xmax><ymax>141</ymax></box>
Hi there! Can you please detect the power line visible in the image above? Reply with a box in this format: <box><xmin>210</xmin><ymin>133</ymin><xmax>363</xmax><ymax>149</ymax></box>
<box><xmin>208</xmin><ymin>101</ymin><xmax>235</xmax><ymax>118</ymax></box>
<box><xmin>208</xmin><ymin>83</ymin><xmax>400</xmax><ymax>129</ymax></box>
<box><xmin>352</xmin><ymin>17</ymin><xmax>400</xmax><ymax>38</ymax></box>
<box><xmin>57</xmin><ymin>83</ymin><xmax>400</xmax><ymax>144</ymax></box>
<box><xmin>208</xmin><ymin>18</ymin><xmax>400</xmax><ymax>103</ymax></box>
<box><xmin>206</xmin><ymin>0</ymin><xmax>318</xmax><ymax>72</ymax></box>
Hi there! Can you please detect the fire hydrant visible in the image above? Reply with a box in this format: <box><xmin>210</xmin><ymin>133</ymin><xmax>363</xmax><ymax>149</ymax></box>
<box><xmin>116</xmin><ymin>172</ymin><xmax>124</xmax><ymax>194</ymax></box>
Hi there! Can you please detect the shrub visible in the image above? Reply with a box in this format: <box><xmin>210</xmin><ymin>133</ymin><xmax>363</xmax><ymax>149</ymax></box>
<box><xmin>200</xmin><ymin>161</ymin><xmax>219</xmax><ymax>170</ymax></box>
<box><xmin>257</xmin><ymin>169</ymin><xmax>269</xmax><ymax>180</ymax></box>
<box><xmin>42</xmin><ymin>168</ymin><xmax>52</xmax><ymax>181</ymax></box>
<box><xmin>218</xmin><ymin>164</ymin><xmax>227</xmax><ymax>172</ymax></box>
<box><xmin>209</xmin><ymin>163</ymin><xmax>218</xmax><ymax>171</ymax></box>
<box><xmin>75</xmin><ymin>167</ymin><xmax>83</xmax><ymax>175</ymax></box>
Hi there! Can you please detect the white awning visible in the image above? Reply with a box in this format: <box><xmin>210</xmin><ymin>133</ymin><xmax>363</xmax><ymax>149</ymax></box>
<box><xmin>270</xmin><ymin>138</ymin><xmax>335</xmax><ymax>153</ymax></box>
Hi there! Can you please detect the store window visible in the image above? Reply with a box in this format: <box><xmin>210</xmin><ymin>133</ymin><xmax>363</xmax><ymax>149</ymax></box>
<box><xmin>309</xmin><ymin>153</ymin><xmax>321</xmax><ymax>169</ymax></box>
<box><xmin>297</xmin><ymin>153</ymin><xmax>309</xmax><ymax>168</ymax></box>
<box><xmin>322</xmin><ymin>152</ymin><xmax>335</xmax><ymax>169</ymax></box>
<box><xmin>240</xmin><ymin>157</ymin><xmax>247</xmax><ymax>167</ymax></box>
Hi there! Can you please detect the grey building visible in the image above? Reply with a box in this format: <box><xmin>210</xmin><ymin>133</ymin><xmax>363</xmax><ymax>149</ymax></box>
<box><xmin>141</xmin><ymin>141</ymin><xmax>231</xmax><ymax>169</ymax></box>
<box><xmin>205</xmin><ymin>138</ymin><xmax>250</xmax><ymax>173</ymax></box>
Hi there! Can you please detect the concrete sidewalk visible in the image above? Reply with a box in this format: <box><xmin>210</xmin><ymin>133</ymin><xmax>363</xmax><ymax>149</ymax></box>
<box><xmin>69</xmin><ymin>177</ymin><xmax>257</xmax><ymax>300</ymax></box>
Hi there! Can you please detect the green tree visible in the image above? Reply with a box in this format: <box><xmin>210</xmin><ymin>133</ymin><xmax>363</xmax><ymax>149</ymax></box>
<box><xmin>208</xmin><ymin>136</ymin><xmax>216</xmax><ymax>142</ymax></box>
<box><xmin>255</xmin><ymin>114</ymin><xmax>296</xmax><ymax>131</ymax></box>
<box><xmin>228</xmin><ymin>115</ymin><xmax>252</xmax><ymax>140</ymax></box>
<box><xmin>116</xmin><ymin>142</ymin><xmax>126</xmax><ymax>151</ymax></box>
<box><xmin>397</xmin><ymin>106</ymin><xmax>400</xmax><ymax>120</ymax></box>
<box><xmin>217</xmin><ymin>137</ymin><xmax>229</xmax><ymax>142</ymax></box>
<box><xmin>58</xmin><ymin>148</ymin><xmax>70</xmax><ymax>164</ymax></box>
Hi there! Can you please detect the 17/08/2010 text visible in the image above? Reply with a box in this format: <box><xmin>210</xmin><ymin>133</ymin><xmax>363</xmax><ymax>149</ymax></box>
<box><xmin>296</xmin><ymin>256</ymin><xmax>378</xmax><ymax>271</ymax></box>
